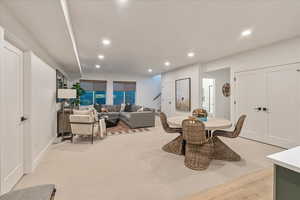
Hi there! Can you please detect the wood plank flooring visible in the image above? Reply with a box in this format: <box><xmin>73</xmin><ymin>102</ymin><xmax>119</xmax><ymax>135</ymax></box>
<box><xmin>184</xmin><ymin>168</ymin><xmax>273</xmax><ymax>200</ymax></box>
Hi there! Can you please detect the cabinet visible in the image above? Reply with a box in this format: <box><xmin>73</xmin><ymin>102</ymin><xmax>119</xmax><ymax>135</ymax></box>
<box><xmin>234</xmin><ymin>63</ymin><xmax>300</xmax><ymax>148</ymax></box>
<box><xmin>57</xmin><ymin>109</ymin><xmax>72</xmax><ymax>136</ymax></box>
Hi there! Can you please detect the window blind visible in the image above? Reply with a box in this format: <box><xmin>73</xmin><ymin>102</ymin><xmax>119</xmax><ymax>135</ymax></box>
<box><xmin>80</xmin><ymin>80</ymin><xmax>107</xmax><ymax>91</ymax></box>
<box><xmin>113</xmin><ymin>81</ymin><xmax>136</xmax><ymax>91</ymax></box>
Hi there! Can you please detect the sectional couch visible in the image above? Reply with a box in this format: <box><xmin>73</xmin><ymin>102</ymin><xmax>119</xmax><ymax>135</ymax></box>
<box><xmin>94</xmin><ymin>104</ymin><xmax>155</xmax><ymax>128</ymax></box>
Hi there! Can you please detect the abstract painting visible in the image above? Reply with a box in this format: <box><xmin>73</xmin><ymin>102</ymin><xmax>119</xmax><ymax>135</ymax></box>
<box><xmin>175</xmin><ymin>78</ymin><xmax>191</xmax><ymax>112</ymax></box>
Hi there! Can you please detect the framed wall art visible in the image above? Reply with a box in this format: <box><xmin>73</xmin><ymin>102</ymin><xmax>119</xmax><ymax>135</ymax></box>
<box><xmin>175</xmin><ymin>78</ymin><xmax>191</xmax><ymax>112</ymax></box>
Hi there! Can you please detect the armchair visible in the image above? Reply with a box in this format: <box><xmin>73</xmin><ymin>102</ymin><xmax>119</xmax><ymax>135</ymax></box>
<box><xmin>69</xmin><ymin>109</ymin><xmax>106</xmax><ymax>143</ymax></box>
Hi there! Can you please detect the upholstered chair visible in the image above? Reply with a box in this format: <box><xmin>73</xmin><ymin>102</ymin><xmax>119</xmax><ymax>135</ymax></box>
<box><xmin>213</xmin><ymin>115</ymin><xmax>247</xmax><ymax>138</ymax></box>
<box><xmin>182</xmin><ymin>119</ymin><xmax>213</xmax><ymax>170</ymax></box>
<box><xmin>69</xmin><ymin>109</ymin><xmax>102</xmax><ymax>144</ymax></box>
<box><xmin>192</xmin><ymin>108</ymin><xmax>208</xmax><ymax>118</ymax></box>
<box><xmin>160</xmin><ymin>112</ymin><xmax>185</xmax><ymax>155</ymax></box>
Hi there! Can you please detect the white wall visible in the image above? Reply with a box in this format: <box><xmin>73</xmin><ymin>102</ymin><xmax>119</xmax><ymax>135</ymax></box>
<box><xmin>161</xmin><ymin>64</ymin><xmax>202</xmax><ymax>116</ymax></box>
<box><xmin>0</xmin><ymin>2</ymin><xmax>68</xmax><ymax>78</ymax></box>
<box><xmin>80</xmin><ymin>72</ymin><xmax>161</xmax><ymax>110</ymax></box>
<box><xmin>0</xmin><ymin>26</ymin><xmax>5</xmax><ymax>194</ymax></box>
<box><xmin>161</xmin><ymin>37</ymin><xmax>300</xmax><ymax>120</ymax></box>
<box><xmin>203</xmin><ymin>68</ymin><xmax>230</xmax><ymax>119</ymax></box>
<box><xmin>203</xmin><ymin>37</ymin><xmax>300</xmax><ymax>121</ymax></box>
<box><xmin>24</xmin><ymin>52</ymin><xmax>57</xmax><ymax>172</ymax></box>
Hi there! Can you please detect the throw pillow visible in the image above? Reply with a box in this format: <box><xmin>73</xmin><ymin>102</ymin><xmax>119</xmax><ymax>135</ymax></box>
<box><xmin>130</xmin><ymin>105</ymin><xmax>139</xmax><ymax>112</ymax></box>
<box><xmin>88</xmin><ymin>108</ymin><xmax>98</xmax><ymax>121</ymax></box>
<box><xmin>73</xmin><ymin>110</ymin><xmax>91</xmax><ymax>115</ymax></box>
<box><xmin>101</xmin><ymin>108</ymin><xmax>108</xmax><ymax>113</ymax></box>
<box><xmin>94</xmin><ymin>104</ymin><xmax>102</xmax><ymax>112</ymax></box>
<box><xmin>124</xmin><ymin>104</ymin><xmax>132</xmax><ymax>112</ymax></box>
<box><xmin>120</xmin><ymin>103</ymin><xmax>126</xmax><ymax>112</ymax></box>
<box><xmin>143</xmin><ymin>107</ymin><xmax>152</xmax><ymax>112</ymax></box>
<box><xmin>137</xmin><ymin>107</ymin><xmax>144</xmax><ymax>112</ymax></box>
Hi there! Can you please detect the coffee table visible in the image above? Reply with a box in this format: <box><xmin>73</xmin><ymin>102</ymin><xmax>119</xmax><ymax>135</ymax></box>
<box><xmin>105</xmin><ymin>118</ymin><xmax>120</xmax><ymax>128</ymax></box>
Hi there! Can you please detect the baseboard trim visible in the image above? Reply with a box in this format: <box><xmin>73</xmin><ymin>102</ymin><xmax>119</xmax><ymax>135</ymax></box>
<box><xmin>31</xmin><ymin>137</ymin><xmax>56</xmax><ymax>172</ymax></box>
<box><xmin>239</xmin><ymin>136</ymin><xmax>286</xmax><ymax>149</ymax></box>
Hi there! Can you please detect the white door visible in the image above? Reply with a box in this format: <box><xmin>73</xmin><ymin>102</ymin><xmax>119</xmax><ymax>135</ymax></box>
<box><xmin>161</xmin><ymin>81</ymin><xmax>173</xmax><ymax>116</ymax></box>
<box><xmin>266</xmin><ymin>63</ymin><xmax>300</xmax><ymax>148</ymax></box>
<box><xmin>2</xmin><ymin>41</ymin><xmax>24</xmax><ymax>193</ymax></box>
<box><xmin>235</xmin><ymin>69</ymin><xmax>268</xmax><ymax>142</ymax></box>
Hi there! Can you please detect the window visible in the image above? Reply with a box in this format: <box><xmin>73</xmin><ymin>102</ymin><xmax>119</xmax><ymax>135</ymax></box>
<box><xmin>113</xmin><ymin>81</ymin><xmax>136</xmax><ymax>105</ymax></box>
<box><xmin>80</xmin><ymin>80</ymin><xmax>107</xmax><ymax>105</ymax></box>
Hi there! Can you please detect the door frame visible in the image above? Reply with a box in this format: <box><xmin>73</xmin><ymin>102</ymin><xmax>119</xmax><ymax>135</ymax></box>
<box><xmin>233</xmin><ymin>62</ymin><xmax>300</xmax><ymax>122</ymax></box>
<box><xmin>233</xmin><ymin>62</ymin><xmax>300</xmax><ymax>148</ymax></box>
<box><xmin>161</xmin><ymin>80</ymin><xmax>173</xmax><ymax>116</ymax></box>
<box><xmin>201</xmin><ymin>78</ymin><xmax>216</xmax><ymax>116</ymax></box>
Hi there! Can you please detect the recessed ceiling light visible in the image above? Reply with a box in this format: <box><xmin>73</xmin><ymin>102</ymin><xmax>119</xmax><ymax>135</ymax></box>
<box><xmin>119</xmin><ymin>0</ymin><xmax>128</xmax><ymax>3</ymax></box>
<box><xmin>148</xmin><ymin>68</ymin><xmax>153</xmax><ymax>73</ymax></box>
<box><xmin>187</xmin><ymin>52</ymin><xmax>195</xmax><ymax>58</ymax></box>
<box><xmin>98</xmin><ymin>54</ymin><xmax>105</xmax><ymax>60</ymax></box>
<box><xmin>102</xmin><ymin>39</ymin><xmax>111</xmax><ymax>46</ymax></box>
<box><xmin>164</xmin><ymin>61</ymin><xmax>171</xmax><ymax>66</ymax></box>
<box><xmin>95</xmin><ymin>64</ymin><xmax>101</xmax><ymax>69</ymax></box>
<box><xmin>241</xmin><ymin>29</ymin><xmax>252</xmax><ymax>37</ymax></box>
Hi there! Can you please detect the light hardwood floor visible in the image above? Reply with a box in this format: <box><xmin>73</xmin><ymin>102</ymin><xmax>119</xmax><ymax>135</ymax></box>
<box><xmin>185</xmin><ymin>168</ymin><xmax>273</xmax><ymax>200</ymax></box>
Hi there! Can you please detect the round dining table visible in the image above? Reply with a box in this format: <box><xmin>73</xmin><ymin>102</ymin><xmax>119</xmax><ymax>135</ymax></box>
<box><xmin>167</xmin><ymin>116</ymin><xmax>232</xmax><ymax>131</ymax></box>
<box><xmin>162</xmin><ymin>115</ymin><xmax>241</xmax><ymax>170</ymax></box>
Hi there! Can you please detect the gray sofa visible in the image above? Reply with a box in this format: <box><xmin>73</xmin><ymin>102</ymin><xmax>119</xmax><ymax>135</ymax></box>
<box><xmin>0</xmin><ymin>184</ymin><xmax>56</xmax><ymax>200</ymax></box>
<box><xmin>95</xmin><ymin>104</ymin><xmax>155</xmax><ymax>128</ymax></box>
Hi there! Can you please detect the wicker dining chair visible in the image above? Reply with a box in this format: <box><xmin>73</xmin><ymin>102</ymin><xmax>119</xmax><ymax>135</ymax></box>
<box><xmin>213</xmin><ymin>115</ymin><xmax>247</xmax><ymax>138</ymax></box>
<box><xmin>212</xmin><ymin>115</ymin><xmax>247</xmax><ymax>161</ymax></box>
<box><xmin>192</xmin><ymin>108</ymin><xmax>208</xmax><ymax>118</ymax></box>
<box><xmin>160</xmin><ymin>112</ymin><xmax>182</xmax><ymax>133</ymax></box>
<box><xmin>160</xmin><ymin>112</ymin><xmax>185</xmax><ymax>155</ymax></box>
<box><xmin>182</xmin><ymin>118</ymin><xmax>213</xmax><ymax>170</ymax></box>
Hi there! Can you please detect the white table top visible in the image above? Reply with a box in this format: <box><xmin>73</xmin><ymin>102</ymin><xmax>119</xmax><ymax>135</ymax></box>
<box><xmin>167</xmin><ymin>116</ymin><xmax>232</xmax><ymax>131</ymax></box>
<box><xmin>267</xmin><ymin>146</ymin><xmax>300</xmax><ymax>173</ymax></box>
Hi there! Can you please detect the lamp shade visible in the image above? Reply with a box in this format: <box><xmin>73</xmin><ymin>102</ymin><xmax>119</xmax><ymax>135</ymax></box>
<box><xmin>57</xmin><ymin>89</ymin><xmax>77</xmax><ymax>99</ymax></box>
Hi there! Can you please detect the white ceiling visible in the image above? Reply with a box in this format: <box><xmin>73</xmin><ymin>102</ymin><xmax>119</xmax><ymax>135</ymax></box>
<box><xmin>2</xmin><ymin>0</ymin><xmax>300</xmax><ymax>76</ymax></box>
<box><xmin>2</xmin><ymin>0</ymin><xmax>80</xmax><ymax>74</ymax></box>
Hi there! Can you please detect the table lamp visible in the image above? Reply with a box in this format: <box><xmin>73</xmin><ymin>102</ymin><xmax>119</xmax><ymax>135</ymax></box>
<box><xmin>57</xmin><ymin>89</ymin><xmax>77</xmax><ymax>141</ymax></box>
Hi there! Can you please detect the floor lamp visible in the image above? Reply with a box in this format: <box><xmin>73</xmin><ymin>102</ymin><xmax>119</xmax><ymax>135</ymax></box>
<box><xmin>57</xmin><ymin>89</ymin><xmax>77</xmax><ymax>141</ymax></box>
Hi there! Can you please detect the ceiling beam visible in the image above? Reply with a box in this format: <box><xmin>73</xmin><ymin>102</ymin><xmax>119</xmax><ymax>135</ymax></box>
<box><xmin>60</xmin><ymin>0</ymin><xmax>82</xmax><ymax>74</ymax></box>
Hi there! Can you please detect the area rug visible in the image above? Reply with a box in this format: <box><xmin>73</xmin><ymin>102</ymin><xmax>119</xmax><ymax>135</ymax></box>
<box><xmin>184</xmin><ymin>168</ymin><xmax>273</xmax><ymax>200</ymax></box>
<box><xmin>106</xmin><ymin>121</ymin><xmax>150</xmax><ymax>136</ymax></box>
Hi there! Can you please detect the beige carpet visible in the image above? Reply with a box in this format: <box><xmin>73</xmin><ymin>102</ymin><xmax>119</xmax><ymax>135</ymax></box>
<box><xmin>106</xmin><ymin>121</ymin><xmax>150</xmax><ymax>135</ymax></box>
<box><xmin>185</xmin><ymin>168</ymin><xmax>273</xmax><ymax>200</ymax></box>
<box><xmin>15</xmin><ymin>118</ymin><xmax>282</xmax><ymax>200</ymax></box>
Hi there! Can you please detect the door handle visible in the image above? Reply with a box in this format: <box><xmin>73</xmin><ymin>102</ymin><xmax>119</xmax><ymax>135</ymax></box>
<box><xmin>253</xmin><ymin>107</ymin><xmax>262</xmax><ymax>111</ymax></box>
<box><xmin>21</xmin><ymin>116</ymin><xmax>28</xmax><ymax>122</ymax></box>
<box><xmin>262</xmin><ymin>107</ymin><xmax>270</xmax><ymax>113</ymax></box>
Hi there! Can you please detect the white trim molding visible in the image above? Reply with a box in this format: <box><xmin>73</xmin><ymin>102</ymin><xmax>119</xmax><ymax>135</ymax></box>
<box><xmin>32</xmin><ymin>137</ymin><xmax>56</xmax><ymax>173</ymax></box>
<box><xmin>60</xmin><ymin>0</ymin><xmax>82</xmax><ymax>74</ymax></box>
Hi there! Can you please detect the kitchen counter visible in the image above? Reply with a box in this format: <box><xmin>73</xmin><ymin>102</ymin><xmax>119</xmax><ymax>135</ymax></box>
<box><xmin>267</xmin><ymin>146</ymin><xmax>300</xmax><ymax>200</ymax></box>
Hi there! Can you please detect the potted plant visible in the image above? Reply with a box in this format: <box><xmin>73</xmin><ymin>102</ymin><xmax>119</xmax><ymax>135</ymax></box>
<box><xmin>71</xmin><ymin>83</ymin><xmax>85</xmax><ymax>109</ymax></box>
